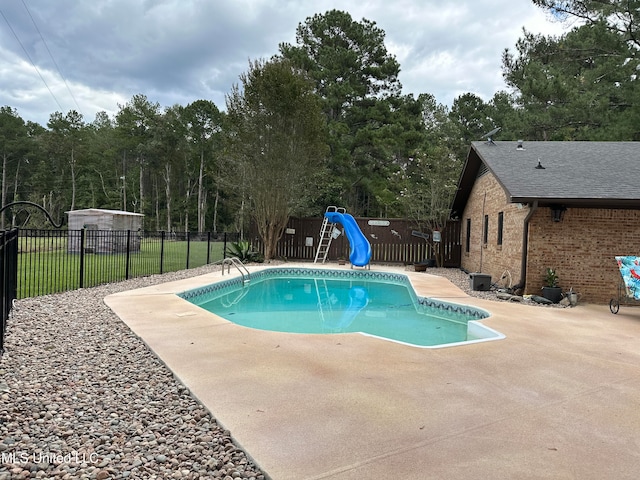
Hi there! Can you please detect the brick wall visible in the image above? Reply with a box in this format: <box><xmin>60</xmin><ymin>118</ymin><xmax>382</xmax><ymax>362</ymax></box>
<box><xmin>460</xmin><ymin>172</ymin><xmax>527</xmax><ymax>288</ymax></box>
<box><xmin>461</xmin><ymin>170</ymin><xmax>640</xmax><ymax>303</ymax></box>
<box><xmin>526</xmin><ymin>207</ymin><xmax>640</xmax><ymax>303</ymax></box>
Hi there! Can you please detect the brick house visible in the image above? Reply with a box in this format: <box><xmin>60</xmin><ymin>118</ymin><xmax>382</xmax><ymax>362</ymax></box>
<box><xmin>450</xmin><ymin>141</ymin><xmax>640</xmax><ymax>303</ymax></box>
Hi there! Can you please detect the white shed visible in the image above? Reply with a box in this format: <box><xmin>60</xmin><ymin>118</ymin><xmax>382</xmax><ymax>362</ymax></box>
<box><xmin>66</xmin><ymin>209</ymin><xmax>144</xmax><ymax>254</ymax></box>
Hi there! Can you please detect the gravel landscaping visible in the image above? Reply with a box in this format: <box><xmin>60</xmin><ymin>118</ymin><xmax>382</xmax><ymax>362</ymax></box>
<box><xmin>0</xmin><ymin>264</ymin><xmax>267</xmax><ymax>480</ymax></box>
<box><xmin>0</xmin><ymin>263</ymin><xmax>559</xmax><ymax>479</ymax></box>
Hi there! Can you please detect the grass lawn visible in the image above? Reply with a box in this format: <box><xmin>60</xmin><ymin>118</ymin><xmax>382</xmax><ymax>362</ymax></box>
<box><xmin>17</xmin><ymin>236</ymin><xmax>226</xmax><ymax>298</ymax></box>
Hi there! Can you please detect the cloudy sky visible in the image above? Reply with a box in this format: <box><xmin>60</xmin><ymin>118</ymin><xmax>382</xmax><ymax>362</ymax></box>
<box><xmin>0</xmin><ymin>0</ymin><xmax>569</xmax><ymax>126</ymax></box>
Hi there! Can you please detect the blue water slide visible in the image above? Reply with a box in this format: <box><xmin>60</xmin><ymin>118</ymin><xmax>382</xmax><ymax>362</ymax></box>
<box><xmin>325</xmin><ymin>211</ymin><xmax>372</xmax><ymax>267</ymax></box>
<box><xmin>324</xmin><ymin>286</ymin><xmax>369</xmax><ymax>330</ymax></box>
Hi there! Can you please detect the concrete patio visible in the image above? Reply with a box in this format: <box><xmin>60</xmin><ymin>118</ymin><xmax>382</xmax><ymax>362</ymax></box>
<box><xmin>104</xmin><ymin>264</ymin><xmax>640</xmax><ymax>480</ymax></box>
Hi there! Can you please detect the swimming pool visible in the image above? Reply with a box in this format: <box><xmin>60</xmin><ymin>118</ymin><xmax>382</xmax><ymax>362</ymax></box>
<box><xmin>178</xmin><ymin>268</ymin><xmax>504</xmax><ymax>348</ymax></box>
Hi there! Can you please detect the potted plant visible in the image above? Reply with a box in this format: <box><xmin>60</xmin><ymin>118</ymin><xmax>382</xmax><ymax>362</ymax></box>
<box><xmin>414</xmin><ymin>262</ymin><xmax>427</xmax><ymax>272</ymax></box>
<box><xmin>541</xmin><ymin>268</ymin><xmax>562</xmax><ymax>303</ymax></box>
<box><xmin>414</xmin><ymin>258</ymin><xmax>436</xmax><ymax>272</ymax></box>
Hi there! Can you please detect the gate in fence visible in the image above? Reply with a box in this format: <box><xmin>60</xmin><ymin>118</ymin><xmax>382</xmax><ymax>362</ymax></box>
<box><xmin>0</xmin><ymin>229</ymin><xmax>18</xmax><ymax>356</ymax></box>
<box><xmin>1</xmin><ymin>201</ymin><xmax>63</xmax><ymax>357</ymax></box>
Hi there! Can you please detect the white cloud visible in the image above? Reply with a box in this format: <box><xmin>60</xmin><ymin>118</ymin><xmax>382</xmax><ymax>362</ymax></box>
<box><xmin>0</xmin><ymin>0</ymin><xmax>570</xmax><ymax>125</ymax></box>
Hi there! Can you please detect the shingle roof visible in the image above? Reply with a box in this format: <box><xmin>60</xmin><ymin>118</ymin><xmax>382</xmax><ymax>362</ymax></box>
<box><xmin>451</xmin><ymin>141</ymin><xmax>640</xmax><ymax>217</ymax></box>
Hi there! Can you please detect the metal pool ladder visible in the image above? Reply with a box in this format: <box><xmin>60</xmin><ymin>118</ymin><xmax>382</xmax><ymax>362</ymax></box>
<box><xmin>221</xmin><ymin>257</ymin><xmax>251</xmax><ymax>284</ymax></box>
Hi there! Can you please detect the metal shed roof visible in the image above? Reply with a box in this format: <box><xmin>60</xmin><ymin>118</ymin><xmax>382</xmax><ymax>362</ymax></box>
<box><xmin>66</xmin><ymin>209</ymin><xmax>144</xmax><ymax>217</ymax></box>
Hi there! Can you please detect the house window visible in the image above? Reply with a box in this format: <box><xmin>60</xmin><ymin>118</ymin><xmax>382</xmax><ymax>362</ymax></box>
<box><xmin>483</xmin><ymin>215</ymin><xmax>489</xmax><ymax>245</ymax></box>
<box><xmin>497</xmin><ymin>212</ymin><xmax>504</xmax><ymax>245</ymax></box>
<box><xmin>465</xmin><ymin>218</ymin><xmax>471</xmax><ymax>253</ymax></box>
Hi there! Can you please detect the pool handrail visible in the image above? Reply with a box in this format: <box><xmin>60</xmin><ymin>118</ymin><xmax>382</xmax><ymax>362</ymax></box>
<box><xmin>221</xmin><ymin>257</ymin><xmax>251</xmax><ymax>284</ymax></box>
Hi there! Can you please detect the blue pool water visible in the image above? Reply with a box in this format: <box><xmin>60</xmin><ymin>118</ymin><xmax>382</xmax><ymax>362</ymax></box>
<box><xmin>179</xmin><ymin>268</ymin><xmax>503</xmax><ymax>348</ymax></box>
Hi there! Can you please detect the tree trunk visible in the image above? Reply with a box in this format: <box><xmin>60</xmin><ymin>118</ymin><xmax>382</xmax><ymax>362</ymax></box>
<box><xmin>70</xmin><ymin>147</ymin><xmax>76</xmax><ymax>211</ymax></box>
<box><xmin>213</xmin><ymin>187</ymin><xmax>219</xmax><ymax>234</ymax></box>
<box><xmin>257</xmin><ymin>210</ymin><xmax>289</xmax><ymax>261</ymax></box>
<box><xmin>163</xmin><ymin>163</ymin><xmax>171</xmax><ymax>233</ymax></box>
<box><xmin>12</xmin><ymin>160</ymin><xmax>20</xmax><ymax>227</ymax></box>
<box><xmin>121</xmin><ymin>150</ymin><xmax>127</xmax><ymax>211</ymax></box>
<box><xmin>197</xmin><ymin>149</ymin><xmax>205</xmax><ymax>232</ymax></box>
<box><xmin>1</xmin><ymin>152</ymin><xmax>7</xmax><ymax>228</ymax></box>
<box><xmin>138</xmin><ymin>157</ymin><xmax>144</xmax><ymax>215</ymax></box>
<box><xmin>154</xmin><ymin>177</ymin><xmax>160</xmax><ymax>231</ymax></box>
<box><xmin>185</xmin><ymin>178</ymin><xmax>191</xmax><ymax>234</ymax></box>
<box><xmin>239</xmin><ymin>197</ymin><xmax>245</xmax><ymax>240</ymax></box>
<box><xmin>262</xmin><ymin>223</ymin><xmax>276</xmax><ymax>260</ymax></box>
<box><xmin>200</xmin><ymin>190</ymin><xmax>207</xmax><ymax>233</ymax></box>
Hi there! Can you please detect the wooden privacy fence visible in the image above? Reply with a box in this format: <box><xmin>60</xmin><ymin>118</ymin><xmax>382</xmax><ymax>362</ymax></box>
<box><xmin>249</xmin><ymin>217</ymin><xmax>461</xmax><ymax>266</ymax></box>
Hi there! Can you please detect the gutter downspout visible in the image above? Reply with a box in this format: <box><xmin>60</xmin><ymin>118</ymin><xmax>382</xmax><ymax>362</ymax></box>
<box><xmin>514</xmin><ymin>200</ymin><xmax>538</xmax><ymax>293</ymax></box>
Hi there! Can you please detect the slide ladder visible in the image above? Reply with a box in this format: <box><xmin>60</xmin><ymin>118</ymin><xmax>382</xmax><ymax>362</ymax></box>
<box><xmin>314</xmin><ymin>206</ymin><xmax>345</xmax><ymax>264</ymax></box>
<box><xmin>314</xmin><ymin>278</ymin><xmax>335</xmax><ymax>330</ymax></box>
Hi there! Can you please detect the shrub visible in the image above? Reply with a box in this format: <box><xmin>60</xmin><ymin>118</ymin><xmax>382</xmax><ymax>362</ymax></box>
<box><xmin>226</xmin><ymin>241</ymin><xmax>264</xmax><ymax>263</ymax></box>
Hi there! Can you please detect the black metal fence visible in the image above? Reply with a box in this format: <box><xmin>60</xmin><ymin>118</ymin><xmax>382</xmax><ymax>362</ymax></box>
<box><xmin>1</xmin><ymin>229</ymin><xmax>18</xmax><ymax>356</ymax></box>
<box><xmin>0</xmin><ymin>228</ymin><xmax>239</xmax><ymax>356</ymax></box>
<box><xmin>17</xmin><ymin>229</ymin><xmax>239</xmax><ymax>299</ymax></box>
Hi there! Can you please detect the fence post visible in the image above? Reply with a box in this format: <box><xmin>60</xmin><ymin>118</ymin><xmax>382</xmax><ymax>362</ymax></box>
<box><xmin>186</xmin><ymin>231</ymin><xmax>191</xmax><ymax>270</ymax></box>
<box><xmin>206</xmin><ymin>232</ymin><xmax>211</xmax><ymax>264</ymax></box>
<box><xmin>1</xmin><ymin>232</ymin><xmax>5</xmax><ymax>356</ymax></box>
<box><xmin>125</xmin><ymin>230</ymin><xmax>131</xmax><ymax>280</ymax></box>
<box><xmin>79</xmin><ymin>229</ymin><xmax>85</xmax><ymax>289</ymax></box>
<box><xmin>223</xmin><ymin>232</ymin><xmax>227</xmax><ymax>259</ymax></box>
<box><xmin>160</xmin><ymin>231</ymin><xmax>165</xmax><ymax>274</ymax></box>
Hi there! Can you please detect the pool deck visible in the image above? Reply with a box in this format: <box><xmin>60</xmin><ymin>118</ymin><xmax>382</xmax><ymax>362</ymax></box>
<box><xmin>105</xmin><ymin>263</ymin><xmax>640</xmax><ymax>480</ymax></box>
